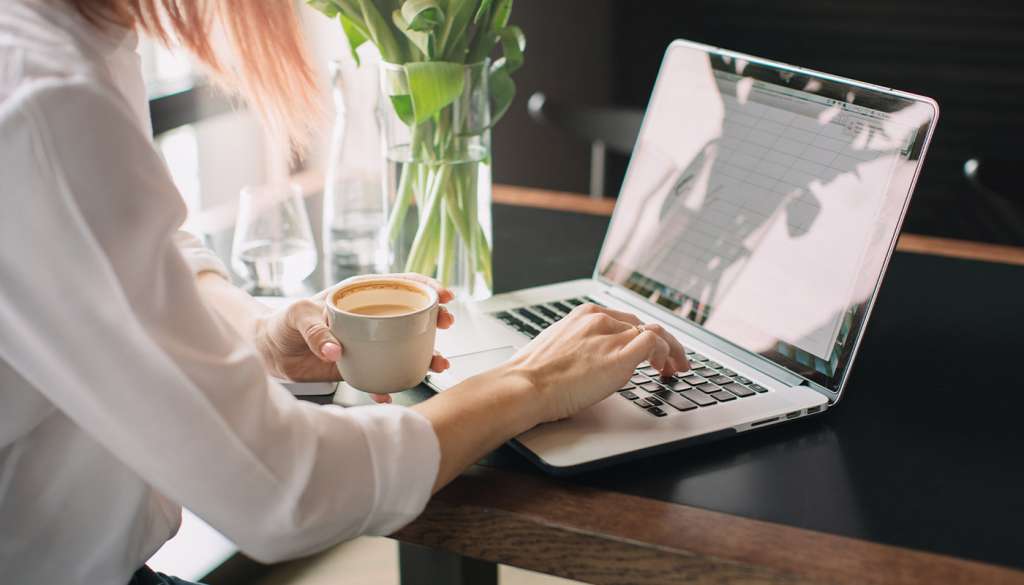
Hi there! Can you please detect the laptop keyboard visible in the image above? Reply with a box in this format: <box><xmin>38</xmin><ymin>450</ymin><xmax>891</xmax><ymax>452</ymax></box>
<box><xmin>621</xmin><ymin>351</ymin><xmax>768</xmax><ymax>417</ymax></box>
<box><xmin>491</xmin><ymin>296</ymin><xmax>770</xmax><ymax>418</ymax></box>
<box><xmin>491</xmin><ymin>296</ymin><xmax>601</xmax><ymax>339</ymax></box>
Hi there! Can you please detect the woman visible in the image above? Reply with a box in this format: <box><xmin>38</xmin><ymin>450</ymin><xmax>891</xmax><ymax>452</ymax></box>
<box><xmin>0</xmin><ymin>1</ymin><xmax>688</xmax><ymax>584</ymax></box>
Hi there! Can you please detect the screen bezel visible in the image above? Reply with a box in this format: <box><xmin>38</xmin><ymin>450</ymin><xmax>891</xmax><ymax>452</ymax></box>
<box><xmin>593</xmin><ymin>39</ymin><xmax>939</xmax><ymax>400</ymax></box>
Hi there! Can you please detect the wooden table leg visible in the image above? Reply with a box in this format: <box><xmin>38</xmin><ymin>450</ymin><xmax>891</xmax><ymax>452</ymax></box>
<box><xmin>399</xmin><ymin>542</ymin><xmax>498</xmax><ymax>585</ymax></box>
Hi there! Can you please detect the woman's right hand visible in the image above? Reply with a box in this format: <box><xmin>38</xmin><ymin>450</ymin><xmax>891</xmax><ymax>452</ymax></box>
<box><xmin>413</xmin><ymin>302</ymin><xmax>691</xmax><ymax>493</ymax></box>
<box><xmin>504</xmin><ymin>303</ymin><xmax>691</xmax><ymax>423</ymax></box>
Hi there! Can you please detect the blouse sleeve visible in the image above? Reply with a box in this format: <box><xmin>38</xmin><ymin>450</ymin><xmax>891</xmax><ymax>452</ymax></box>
<box><xmin>0</xmin><ymin>78</ymin><xmax>440</xmax><ymax>562</ymax></box>
<box><xmin>173</xmin><ymin>230</ymin><xmax>230</xmax><ymax>279</ymax></box>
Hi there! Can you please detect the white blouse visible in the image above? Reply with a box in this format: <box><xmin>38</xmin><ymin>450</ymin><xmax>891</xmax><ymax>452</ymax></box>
<box><xmin>0</xmin><ymin>2</ymin><xmax>440</xmax><ymax>584</ymax></box>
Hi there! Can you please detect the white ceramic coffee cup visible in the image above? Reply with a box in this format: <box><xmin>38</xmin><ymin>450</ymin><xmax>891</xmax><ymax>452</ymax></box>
<box><xmin>326</xmin><ymin>277</ymin><xmax>439</xmax><ymax>394</ymax></box>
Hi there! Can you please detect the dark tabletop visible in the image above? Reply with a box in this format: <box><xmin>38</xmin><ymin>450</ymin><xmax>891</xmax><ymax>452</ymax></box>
<box><xmin>398</xmin><ymin>202</ymin><xmax>1024</xmax><ymax>572</ymax></box>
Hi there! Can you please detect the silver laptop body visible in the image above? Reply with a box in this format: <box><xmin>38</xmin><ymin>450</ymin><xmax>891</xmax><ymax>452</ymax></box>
<box><xmin>427</xmin><ymin>39</ymin><xmax>939</xmax><ymax>474</ymax></box>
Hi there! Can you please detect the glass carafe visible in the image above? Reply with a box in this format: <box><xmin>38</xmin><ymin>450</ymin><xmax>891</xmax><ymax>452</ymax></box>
<box><xmin>322</xmin><ymin>59</ymin><xmax>386</xmax><ymax>287</ymax></box>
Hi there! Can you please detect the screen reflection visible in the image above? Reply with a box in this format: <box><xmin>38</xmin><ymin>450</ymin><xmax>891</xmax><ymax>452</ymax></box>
<box><xmin>598</xmin><ymin>46</ymin><xmax>934</xmax><ymax>389</ymax></box>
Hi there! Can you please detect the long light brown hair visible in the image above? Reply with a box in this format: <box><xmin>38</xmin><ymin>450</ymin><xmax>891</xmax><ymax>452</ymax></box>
<box><xmin>68</xmin><ymin>0</ymin><xmax>320</xmax><ymax>151</ymax></box>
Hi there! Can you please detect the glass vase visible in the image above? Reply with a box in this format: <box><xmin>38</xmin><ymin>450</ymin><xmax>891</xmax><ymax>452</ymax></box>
<box><xmin>378</xmin><ymin>61</ymin><xmax>493</xmax><ymax>300</ymax></box>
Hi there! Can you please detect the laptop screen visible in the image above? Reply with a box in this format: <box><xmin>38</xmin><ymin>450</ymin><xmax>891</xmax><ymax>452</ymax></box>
<box><xmin>597</xmin><ymin>42</ymin><xmax>936</xmax><ymax>391</ymax></box>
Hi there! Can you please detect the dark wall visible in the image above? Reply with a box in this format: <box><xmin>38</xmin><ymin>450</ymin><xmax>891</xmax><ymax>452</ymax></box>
<box><xmin>496</xmin><ymin>0</ymin><xmax>1024</xmax><ymax>245</ymax></box>
<box><xmin>490</xmin><ymin>0</ymin><xmax>612</xmax><ymax>194</ymax></box>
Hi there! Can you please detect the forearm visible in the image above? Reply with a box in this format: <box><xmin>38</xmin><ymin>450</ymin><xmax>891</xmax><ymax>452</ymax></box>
<box><xmin>195</xmin><ymin>272</ymin><xmax>271</xmax><ymax>341</ymax></box>
<box><xmin>412</xmin><ymin>364</ymin><xmax>541</xmax><ymax>493</ymax></box>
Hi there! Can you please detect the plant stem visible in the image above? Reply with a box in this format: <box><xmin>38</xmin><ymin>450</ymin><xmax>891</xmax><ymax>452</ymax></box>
<box><xmin>462</xmin><ymin>161</ymin><xmax>479</xmax><ymax>295</ymax></box>
<box><xmin>403</xmin><ymin>163</ymin><xmax>448</xmax><ymax>273</ymax></box>
<box><xmin>437</xmin><ymin>198</ymin><xmax>456</xmax><ymax>286</ymax></box>
<box><xmin>386</xmin><ymin>125</ymin><xmax>423</xmax><ymax>244</ymax></box>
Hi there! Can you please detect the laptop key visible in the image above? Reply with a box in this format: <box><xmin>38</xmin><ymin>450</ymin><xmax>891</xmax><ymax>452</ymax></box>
<box><xmin>647</xmin><ymin>406</ymin><xmax>667</xmax><ymax>417</ymax></box>
<box><xmin>582</xmin><ymin>296</ymin><xmax>604</xmax><ymax>306</ymax></box>
<box><xmin>639</xmin><ymin>366</ymin><xmax>659</xmax><ymax>376</ymax></box>
<box><xmin>700</xmin><ymin>382</ymin><xmax>722</xmax><ymax>393</ymax></box>
<box><xmin>515</xmin><ymin>308</ymin><xmax>549</xmax><ymax>327</ymax></box>
<box><xmin>642</xmin><ymin>396</ymin><xmax>663</xmax><ymax>407</ymax></box>
<box><xmin>694</xmin><ymin>368</ymin><xmax>717</xmax><ymax>378</ymax></box>
<box><xmin>618</xmin><ymin>390</ymin><xmax>639</xmax><ymax>400</ymax></box>
<box><xmin>550</xmin><ymin>301</ymin><xmax>573</xmax><ymax>315</ymax></box>
<box><xmin>710</xmin><ymin>391</ymin><xmax>736</xmax><ymax>402</ymax></box>
<box><xmin>709</xmin><ymin>375</ymin><xmax>733</xmax><ymax>385</ymax></box>
<box><xmin>533</xmin><ymin>305</ymin><xmax>561</xmax><ymax>321</ymax></box>
<box><xmin>680</xmin><ymin>389</ymin><xmax>717</xmax><ymax>406</ymax></box>
<box><xmin>735</xmin><ymin>376</ymin><xmax>751</xmax><ymax>384</ymax></box>
<box><xmin>750</xmin><ymin>384</ymin><xmax>768</xmax><ymax>393</ymax></box>
<box><xmin>721</xmin><ymin>369</ymin><xmax>737</xmax><ymax>377</ymax></box>
<box><xmin>501</xmin><ymin>316</ymin><xmax>536</xmax><ymax>336</ymax></box>
<box><xmin>519</xmin><ymin>324</ymin><xmax>541</xmax><ymax>338</ymax></box>
<box><xmin>496</xmin><ymin>312</ymin><xmax>526</xmax><ymax>326</ymax></box>
<box><xmin>640</xmin><ymin>382</ymin><xmax>662</xmax><ymax>392</ymax></box>
<box><xmin>565</xmin><ymin>298</ymin><xmax>584</xmax><ymax>307</ymax></box>
<box><xmin>690</xmin><ymin>352</ymin><xmax>707</xmax><ymax>361</ymax></box>
<box><xmin>630</xmin><ymin>375</ymin><xmax>648</xmax><ymax>384</ymax></box>
<box><xmin>683</xmin><ymin>374</ymin><xmax>706</xmax><ymax>385</ymax></box>
<box><xmin>671</xmin><ymin>380</ymin><xmax>693</xmax><ymax>391</ymax></box>
<box><xmin>723</xmin><ymin>383</ymin><xmax>755</xmax><ymax>397</ymax></box>
<box><xmin>705</xmin><ymin>361</ymin><xmax>722</xmax><ymax>369</ymax></box>
<box><xmin>653</xmin><ymin>390</ymin><xmax>698</xmax><ymax>411</ymax></box>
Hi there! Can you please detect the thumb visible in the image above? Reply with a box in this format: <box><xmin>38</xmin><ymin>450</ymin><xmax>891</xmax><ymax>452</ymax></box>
<box><xmin>288</xmin><ymin>300</ymin><xmax>341</xmax><ymax>362</ymax></box>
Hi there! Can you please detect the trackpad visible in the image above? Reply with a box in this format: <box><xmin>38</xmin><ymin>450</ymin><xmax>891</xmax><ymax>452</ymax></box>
<box><xmin>427</xmin><ymin>346</ymin><xmax>517</xmax><ymax>391</ymax></box>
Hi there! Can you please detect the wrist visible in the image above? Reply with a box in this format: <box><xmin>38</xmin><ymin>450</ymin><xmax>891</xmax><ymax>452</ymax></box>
<box><xmin>471</xmin><ymin>361</ymin><xmax>546</xmax><ymax>435</ymax></box>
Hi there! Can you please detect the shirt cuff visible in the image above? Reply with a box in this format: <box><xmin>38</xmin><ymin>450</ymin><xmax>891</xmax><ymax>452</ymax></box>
<box><xmin>343</xmin><ymin>403</ymin><xmax>441</xmax><ymax>536</ymax></box>
<box><xmin>173</xmin><ymin>230</ymin><xmax>230</xmax><ymax>279</ymax></box>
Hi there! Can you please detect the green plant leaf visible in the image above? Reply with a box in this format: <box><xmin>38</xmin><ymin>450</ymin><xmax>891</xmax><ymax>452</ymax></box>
<box><xmin>404</xmin><ymin>61</ymin><xmax>465</xmax><ymax>124</ymax></box>
<box><xmin>473</xmin><ymin>0</ymin><xmax>493</xmax><ymax>23</ymax></box>
<box><xmin>487</xmin><ymin>0</ymin><xmax>512</xmax><ymax>32</ymax></box>
<box><xmin>357</xmin><ymin>0</ymin><xmax>405</xmax><ymax>62</ymax></box>
<box><xmin>466</xmin><ymin>0</ymin><xmax>511</xmax><ymax>63</ymax></box>
<box><xmin>401</xmin><ymin>0</ymin><xmax>444</xmax><ymax>32</ymax></box>
<box><xmin>389</xmin><ymin>94</ymin><xmax>416</xmax><ymax>126</ymax></box>
<box><xmin>392</xmin><ymin>9</ymin><xmax>432</xmax><ymax>58</ymax></box>
<box><xmin>494</xmin><ymin>25</ymin><xmax>524</xmax><ymax>72</ymax></box>
<box><xmin>438</xmin><ymin>0</ymin><xmax>477</xmax><ymax>60</ymax></box>
<box><xmin>306</xmin><ymin>0</ymin><xmax>342</xmax><ymax>17</ymax></box>
<box><xmin>339</xmin><ymin>13</ymin><xmax>370</xmax><ymax>65</ymax></box>
<box><xmin>489</xmin><ymin>64</ymin><xmax>515</xmax><ymax>124</ymax></box>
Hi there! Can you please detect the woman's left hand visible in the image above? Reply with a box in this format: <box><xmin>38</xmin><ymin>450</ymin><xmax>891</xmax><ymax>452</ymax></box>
<box><xmin>253</xmin><ymin>274</ymin><xmax>455</xmax><ymax>403</ymax></box>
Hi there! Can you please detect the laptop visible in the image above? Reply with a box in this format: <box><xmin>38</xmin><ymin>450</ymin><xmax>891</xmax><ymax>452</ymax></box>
<box><xmin>427</xmin><ymin>39</ymin><xmax>939</xmax><ymax>475</ymax></box>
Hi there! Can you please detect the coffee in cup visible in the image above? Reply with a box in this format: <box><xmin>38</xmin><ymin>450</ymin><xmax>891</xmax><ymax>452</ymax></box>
<box><xmin>346</xmin><ymin>303</ymin><xmax>420</xmax><ymax>316</ymax></box>
<box><xmin>326</xmin><ymin>277</ymin><xmax>439</xmax><ymax>394</ymax></box>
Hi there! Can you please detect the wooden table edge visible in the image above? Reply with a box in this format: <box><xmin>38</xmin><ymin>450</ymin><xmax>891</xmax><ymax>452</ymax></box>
<box><xmin>392</xmin><ymin>466</ymin><xmax>1024</xmax><ymax>585</ymax></box>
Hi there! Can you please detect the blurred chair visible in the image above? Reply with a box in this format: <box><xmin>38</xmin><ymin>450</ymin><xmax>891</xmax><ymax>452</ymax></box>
<box><xmin>963</xmin><ymin>157</ymin><xmax>1024</xmax><ymax>245</ymax></box>
<box><xmin>527</xmin><ymin>92</ymin><xmax>643</xmax><ymax>198</ymax></box>
<box><xmin>149</xmin><ymin>81</ymin><xmax>236</xmax><ymax>137</ymax></box>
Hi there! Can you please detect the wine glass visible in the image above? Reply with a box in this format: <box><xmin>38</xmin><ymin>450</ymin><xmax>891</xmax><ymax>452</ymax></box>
<box><xmin>231</xmin><ymin>183</ymin><xmax>317</xmax><ymax>297</ymax></box>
